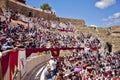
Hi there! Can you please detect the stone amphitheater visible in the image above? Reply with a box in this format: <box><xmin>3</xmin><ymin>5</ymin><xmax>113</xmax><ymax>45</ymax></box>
<box><xmin>0</xmin><ymin>0</ymin><xmax>120</xmax><ymax>52</ymax></box>
<box><xmin>0</xmin><ymin>0</ymin><xmax>120</xmax><ymax>80</ymax></box>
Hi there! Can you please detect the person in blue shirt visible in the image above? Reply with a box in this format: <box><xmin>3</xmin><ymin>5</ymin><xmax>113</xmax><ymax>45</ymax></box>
<box><xmin>2</xmin><ymin>38</ymin><xmax>14</xmax><ymax>50</ymax></box>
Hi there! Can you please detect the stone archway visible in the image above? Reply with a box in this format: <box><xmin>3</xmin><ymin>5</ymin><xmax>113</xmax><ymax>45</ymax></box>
<box><xmin>28</xmin><ymin>12</ymin><xmax>32</xmax><ymax>17</ymax></box>
<box><xmin>106</xmin><ymin>42</ymin><xmax>112</xmax><ymax>53</ymax></box>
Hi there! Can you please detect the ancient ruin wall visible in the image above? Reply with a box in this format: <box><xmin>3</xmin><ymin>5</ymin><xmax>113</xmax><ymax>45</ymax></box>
<box><xmin>58</xmin><ymin>17</ymin><xmax>85</xmax><ymax>28</ymax></box>
<box><xmin>0</xmin><ymin>0</ymin><xmax>56</xmax><ymax>20</ymax></box>
<box><xmin>0</xmin><ymin>0</ymin><xmax>85</xmax><ymax>26</ymax></box>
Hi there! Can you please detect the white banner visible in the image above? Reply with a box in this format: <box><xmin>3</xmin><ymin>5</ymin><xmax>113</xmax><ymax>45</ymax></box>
<box><xmin>18</xmin><ymin>49</ymin><xmax>27</xmax><ymax>77</ymax></box>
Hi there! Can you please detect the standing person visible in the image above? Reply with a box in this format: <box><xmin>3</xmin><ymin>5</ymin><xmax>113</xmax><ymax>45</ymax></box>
<box><xmin>44</xmin><ymin>66</ymin><xmax>53</xmax><ymax>80</ymax></box>
<box><xmin>107</xmin><ymin>27</ymin><xmax>111</xmax><ymax>35</ymax></box>
<box><xmin>49</xmin><ymin>56</ymin><xmax>57</xmax><ymax>77</ymax></box>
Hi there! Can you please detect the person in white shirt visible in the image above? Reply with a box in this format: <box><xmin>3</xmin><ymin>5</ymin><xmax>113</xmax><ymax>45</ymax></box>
<box><xmin>44</xmin><ymin>66</ymin><xmax>52</xmax><ymax>80</ymax></box>
<box><xmin>49</xmin><ymin>56</ymin><xmax>56</xmax><ymax>77</ymax></box>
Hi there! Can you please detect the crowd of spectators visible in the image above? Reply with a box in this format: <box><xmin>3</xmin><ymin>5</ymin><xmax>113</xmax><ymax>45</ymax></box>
<box><xmin>0</xmin><ymin>8</ymin><xmax>120</xmax><ymax>80</ymax></box>
<box><xmin>52</xmin><ymin>51</ymin><xmax>120</xmax><ymax>80</ymax></box>
<box><xmin>45</xmin><ymin>33</ymin><xmax>120</xmax><ymax>80</ymax></box>
<box><xmin>0</xmin><ymin>8</ymin><xmax>77</xmax><ymax>51</ymax></box>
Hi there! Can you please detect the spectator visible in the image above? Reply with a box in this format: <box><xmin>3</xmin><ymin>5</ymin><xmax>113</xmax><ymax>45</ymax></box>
<box><xmin>49</xmin><ymin>56</ymin><xmax>57</xmax><ymax>77</ymax></box>
<box><xmin>2</xmin><ymin>38</ymin><xmax>14</xmax><ymax>50</ymax></box>
<box><xmin>44</xmin><ymin>66</ymin><xmax>53</xmax><ymax>80</ymax></box>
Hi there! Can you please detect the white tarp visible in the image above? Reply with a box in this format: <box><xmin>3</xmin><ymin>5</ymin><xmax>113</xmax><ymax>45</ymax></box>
<box><xmin>18</xmin><ymin>49</ymin><xmax>27</xmax><ymax>77</ymax></box>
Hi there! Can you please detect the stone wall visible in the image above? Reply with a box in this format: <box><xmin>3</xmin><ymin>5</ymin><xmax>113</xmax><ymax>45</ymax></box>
<box><xmin>0</xmin><ymin>0</ymin><xmax>85</xmax><ymax>26</ymax></box>
<box><xmin>7</xmin><ymin>0</ymin><xmax>56</xmax><ymax>20</ymax></box>
<box><xmin>111</xmin><ymin>26</ymin><xmax>120</xmax><ymax>33</ymax></box>
<box><xmin>0</xmin><ymin>0</ymin><xmax>7</xmax><ymax>10</ymax></box>
<box><xmin>58</xmin><ymin>17</ymin><xmax>85</xmax><ymax>29</ymax></box>
<box><xmin>25</xmin><ymin>53</ymin><xmax>50</xmax><ymax>76</ymax></box>
<box><xmin>73</xmin><ymin>25</ymin><xmax>120</xmax><ymax>52</ymax></box>
<box><xmin>95</xmin><ymin>27</ymin><xmax>120</xmax><ymax>52</ymax></box>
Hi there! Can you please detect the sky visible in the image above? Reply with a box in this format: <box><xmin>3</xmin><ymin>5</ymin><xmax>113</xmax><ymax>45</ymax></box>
<box><xmin>26</xmin><ymin>0</ymin><xmax>120</xmax><ymax>27</ymax></box>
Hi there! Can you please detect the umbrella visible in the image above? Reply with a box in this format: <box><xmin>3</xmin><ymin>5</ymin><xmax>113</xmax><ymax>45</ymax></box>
<box><xmin>74</xmin><ymin>67</ymin><xmax>82</xmax><ymax>72</ymax></box>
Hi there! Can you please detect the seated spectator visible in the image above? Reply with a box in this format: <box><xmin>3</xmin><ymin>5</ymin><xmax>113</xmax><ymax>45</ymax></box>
<box><xmin>2</xmin><ymin>38</ymin><xmax>14</xmax><ymax>50</ymax></box>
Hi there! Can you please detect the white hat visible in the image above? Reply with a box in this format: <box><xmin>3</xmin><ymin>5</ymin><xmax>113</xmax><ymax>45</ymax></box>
<box><xmin>51</xmin><ymin>56</ymin><xmax>54</xmax><ymax>59</ymax></box>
